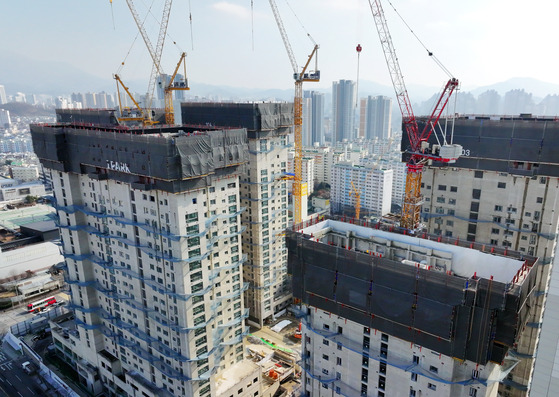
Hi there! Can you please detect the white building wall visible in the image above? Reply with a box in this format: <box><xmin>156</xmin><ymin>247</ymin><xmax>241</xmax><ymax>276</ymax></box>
<box><xmin>301</xmin><ymin>308</ymin><xmax>498</xmax><ymax>397</ymax></box>
<box><xmin>422</xmin><ymin>167</ymin><xmax>559</xmax><ymax>397</ymax></box>
<box><xmin>241</xmin><ymin>134</ymin><xmax>290</xmax><ymax>326</ymax></box>
<box><xmin>51</xmin><ymin>168</ymin><xmax>247</xmax><ymax>397</ymax></box>
<box><xmin>331</xmin><ymin>162</ymin><xmax>392</xmax><ymax>217</ymax></box>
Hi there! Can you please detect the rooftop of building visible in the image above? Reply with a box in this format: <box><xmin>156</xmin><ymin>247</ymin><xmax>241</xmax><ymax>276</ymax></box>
<box><xmin>287</xmin><ymin>216</ymin><xmax>538</xmax><ymax>365</ymax></box>
<box><xmin>299</xmin><ymin>218</ymin><xmax>530</xmax><ymax>285</ymax></box>
<box><xmin>214</xmin><ymin>360</ymin><xmax>261</xmax><ymax>396</ymax></box>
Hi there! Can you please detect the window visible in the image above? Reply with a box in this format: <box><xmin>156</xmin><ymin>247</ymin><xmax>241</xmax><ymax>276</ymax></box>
<box><xmin>362</xmin><ymin>357</ymin><xmax>369</xmax><ymax>368</ymax></box>
<box><xmin>537</xmin><ymin>197</ymin><xmax>543</xmax><ymax>203</ymax></box>
<box><xmin>381</xmin><ymin>333</ymin><xmax>389</xmax><ymax>342</ymax></box>
<box><xmin>450</xmin><ymin>186</ymin><xmax>458</xmax><ymax>192</ymax></box>
<box><xmin>448</xmin><ymin>198</ymin><xmax>456</xmax><ymax>205</ymax></box>
<box><xmin>322</xmin><ymin>368</ymin><xmax>329</xmax><ymax>375</ymax></box>
<box><xmin>322</xmin><ymin>354</ymin><xmax>329</xmax><ymax>361</ymax></box>
<box><xmin>378</xmin><ymin>376</ymin><xmax>385</xmax><ymax>391</ymax></box>
<box><xmin>495</xmin><ymin>205</ymin><xmax>503</xmax><ymax>211</ymax></box>
<box><xmin>429</xmin><ymin>365</ymin><xmax>438</xmax><ymax>374</ymax></box>
<box><xmin>498</xmin><ymin>182</ymin><xmax>506</xmax><ymax>189</ymax></box>
<box><xmin>413</xmin><ymin>355</ymin><xmax>419</xmax><ymax>364</ymax></box>
<box><xmin>411</xmin><ymin>372</ymin><xmax>417</xmax><ymax>381</ymax></box>
<box><xmin>493</xmin><ymin>216</ymin><xmax>502</xmax><ymax>223</ymax></box>
<box><xmin>469</xmin><ymin>388</ymin><xmax>478</xmax><ymax>397</ymax></box>
<box><xmin>446</xmin><ymin>220</ymin><xmax>454</xmax><ymax>227</ymax></box>
<box><xmin>474</xmin><ymin>171</ymin><xmax>483</xmax><ymax>178</ymax></box>
<box><xmin>380</xmin><ymin>343</ymin><xmax>388</xmax><ymax>359</ymax></box>
<box><xmin>438</xmin><ymin>185</ymin><xmax>447</xmax><ymax>191</ymax></box>
<box><xmin>336</xmin><ymin>357</ymin><xmax>342</xmax><ymax>365</ymax></box>
<box><xmin>379</xmin><ymin>361</ymin><xmax>386</xmax><ymax>375</ymax></box>
<box><xmin>472</xmin><ymin>189</ymin><xmax>481</xmax><ymax>199</ymax></box>
<box><xmin>323</xmin><ymin>339</ymin><xmax>329</xmax><ymax>346</ymax></box>
<box><xmin>437</xmin><ymin>197</ymin><xmax>445</xmax><ymax>203</ymax></box>
<box><xmin>491</xmin><ymin>228</ymin><xmax>500</xmax><ymax>234</ymax></box>
<box><xmin>363</xmin><ymin>336</ymin><xmax>370</xmax><ymax>350</ymax></box>
<box><xmin>428</xmin><ymin>383</ymin><xmax>437</xmax><ymax>391</ymax></box>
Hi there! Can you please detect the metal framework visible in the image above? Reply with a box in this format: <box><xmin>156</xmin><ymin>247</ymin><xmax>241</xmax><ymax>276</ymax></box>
<box><xmin>368</xmin><ymin>0</ymin><xmax>459</xmax><ymax>230</ymax></box>
<box><xmin>269</xmin><ymin>0</ymin><xmax>319</xmax><ymax>224</ymax></box>
<box><xmin>349</xmin><ymin>181</ymin><xmax>361</xmax><ymax>220</ymax></box>
<box><xmin>124</xmin><ymin>0</ymin><xmax>187</xmax><ymax>125</ymax></box>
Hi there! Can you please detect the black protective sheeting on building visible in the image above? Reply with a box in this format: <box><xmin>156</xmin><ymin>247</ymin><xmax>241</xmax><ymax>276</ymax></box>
<box><xmin>56</xmin><ymin>108</ymin><xmax>120</xmax><ymax>125</ymax></box>
<box><xmin>401</xmin><ymin>116</ymin><xmax>559</xmax><ymax>176</ymax></box>
<box><xmin>181</xmin><ymin>102</ymin><xmax>294</xmax><ymax>131</ymax></box>
<box><xmin>287</xmin><ymin>230</ymin><xmax>537</xmax><ymax>365</ymax></box>
<box><xmin>30</xmin><ymin>123</ymin><xmax>248</xmax><ymax>193</ymax></box>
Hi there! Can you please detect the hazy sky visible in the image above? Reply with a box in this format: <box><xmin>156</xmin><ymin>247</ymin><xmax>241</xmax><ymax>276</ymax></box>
<box><xmin>3</xmin><ymin>0</ymin><xmax>559</xmax><ymax>93</ymax></box>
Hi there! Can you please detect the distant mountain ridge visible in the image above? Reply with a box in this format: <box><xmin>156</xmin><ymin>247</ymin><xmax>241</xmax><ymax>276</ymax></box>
<box><xmin>3</xmin><ymin>51</ymin><xmax>559</xmax><ymax>104</ymax></box>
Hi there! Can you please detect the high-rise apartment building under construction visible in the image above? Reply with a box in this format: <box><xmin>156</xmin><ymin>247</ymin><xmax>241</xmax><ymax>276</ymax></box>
<box><xmin>413</xmin><ymin>114</ymin><xmax>559</xmax><ymax>396</ymax></box>
<box><xmin>30</xmin><ymin>106</ymin><xmax>290</xmax><ymax>397</ymax></box>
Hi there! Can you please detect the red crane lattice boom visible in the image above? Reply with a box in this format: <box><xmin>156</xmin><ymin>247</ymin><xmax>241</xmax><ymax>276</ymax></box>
<box><xmin>368</xmin><ymin>0</ymin><xmax>460</xmax><ymax>230</ymax></box>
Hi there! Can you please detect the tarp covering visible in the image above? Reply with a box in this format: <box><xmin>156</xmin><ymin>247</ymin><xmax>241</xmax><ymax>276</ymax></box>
<box><xmin>30</xmin><ymin>123</ymin><xmax>248</xmax><ymax>182</ymax></box>
<box><xmin>402</xmin><ymin>116</ymin><xmax>559</xmax><ymax>176</ymax></box>
<box><xmin>181</xmin><ymin>102</ymin><xmax>294</xmax><ymax>131</ymax></box>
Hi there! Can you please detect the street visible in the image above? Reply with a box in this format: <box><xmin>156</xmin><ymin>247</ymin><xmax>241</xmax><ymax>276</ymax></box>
<box><xmin>0</xmin><ymin>348</ymin><xmax>45</xmax><ymax>397</ymax></box>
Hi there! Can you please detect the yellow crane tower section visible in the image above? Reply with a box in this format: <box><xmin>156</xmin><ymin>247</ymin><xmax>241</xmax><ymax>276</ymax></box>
<box><xmin>349</xmin><ymin>181</ymin><xmax>361</xmax><ymax>220</ymax></box>
<box><xmin>268</xmin><ymin>0</ymin><xmax>320</xmax><ymax>225</ymax></box>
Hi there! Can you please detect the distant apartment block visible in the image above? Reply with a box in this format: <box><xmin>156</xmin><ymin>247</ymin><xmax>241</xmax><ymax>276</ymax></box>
<box><xmin>9</xmin><ymin>165</ymin><xmax>39</xmax><ymax>182</ymax></box>
<box><xmin>331</xmin><ymin>162</ymin><xmax>392</xmax><ymax>218</ymax></box>
<box><xmin>332</xmin><ymin>80</ymin><xmax>356</xmax><ymax>142</ymax></box>
<box><xmin>360</xmin><ymin>95</ymin><xmax>392</xmax><ymax>140</ymax></box>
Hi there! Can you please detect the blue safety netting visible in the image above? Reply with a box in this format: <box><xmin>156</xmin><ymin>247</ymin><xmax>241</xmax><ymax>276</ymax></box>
<box><xmin>292</xmin><ymin>306</ymin><xmax>499</xmax><ymax>388</ymax></box>
<box><xmin>423</xmin><ymin>211</ymin><xmax>556</xmax><ymax>240</ymax></box>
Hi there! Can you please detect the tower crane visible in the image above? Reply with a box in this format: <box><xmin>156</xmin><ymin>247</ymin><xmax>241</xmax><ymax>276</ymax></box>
<box><xmin>367</xmin><ymin>0</ymin><xmax>460</xmax><ymax>231</ymax></box>
<box><xmin>268</xmin><ymin>0</ymin><xmax>320</xmax><ymax>225</ymax></box>
<box><xmin>119</xmin><ymin>0</ymin><xmax>189</xmax><ymax>125</ymax></box>
<box><xmin>349</xmin><ymin>181</ymin><xmax>361</xmax><ymax>220</ymax></box>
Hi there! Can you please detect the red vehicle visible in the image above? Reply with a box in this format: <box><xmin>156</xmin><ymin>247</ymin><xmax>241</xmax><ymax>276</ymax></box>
<box><xmin>27</xmin><ymin>296</ymin><xmax>57</xmax><ymax>313</ymax></box>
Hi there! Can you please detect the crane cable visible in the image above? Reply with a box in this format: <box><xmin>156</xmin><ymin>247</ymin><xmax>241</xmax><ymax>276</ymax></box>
<box><xmin>189</xmin><ymin>0</ymin><xmax>194</xmax><ymax>50</ymax></box>
<box><xmin>386</xmin><ymin>0</ymin><xmax>454</xmax><ymax>79</ymax></box>
<box><xmin>284</xmin><ymin>0</ymin><xmax>316</xmax><ymax>45</ymax></box>
<box><xmin>137</xmin><ymin>0</ymin><xmax>185</xmax><ymax>53</ymax></box>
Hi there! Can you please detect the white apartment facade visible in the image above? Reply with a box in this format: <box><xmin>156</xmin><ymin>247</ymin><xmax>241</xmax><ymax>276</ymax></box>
<box><xmin>32</xmin><ymin>118</ymin><xmax>250</xmax><ymax>397</ymax></box>
<box><xmin>331</xmin><ymin>162</ymin><xmax>392</xmax><ymax>217</ymax></box>
<box><xmin>179</xmin><ymin>102</ymin><xmax>294</xmax><ymax>329</ymax></box>
<box><xmin>10</xmin><ymin>165</ymin><xmax>40</xmax><ymax>182</ymax></box>
<box><xmin>242</xmin><ymin>133</ymin><xmax>291</xmax><ymax>327</ymax></box>
<box><xmin>415</xmin><ymin>115</ymin><xmax>559</xmax><ymax>396</ymax></box>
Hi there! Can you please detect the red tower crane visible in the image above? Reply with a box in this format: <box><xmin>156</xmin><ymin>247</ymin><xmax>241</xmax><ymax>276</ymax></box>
<box><xmin>368</xmin><ymin>0</ymin><xmax>461</xmax><ymax>230</ymax></box>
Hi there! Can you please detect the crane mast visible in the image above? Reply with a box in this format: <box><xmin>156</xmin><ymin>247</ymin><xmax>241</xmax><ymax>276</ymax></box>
<box><xmin>368</xmin><ymin>0</ymin><xmax>460</xmax><ymax>230</ymax></box>
<box><xmin>123</xmin><ymin>0</ymin><xmax>187</xmax><ymax>125</ymax></box>
<box><xmin>269</xmin><ymin>0</ymin><xmax>319</xmax><ymax>225</ymax></box>
<box><xmin>349</xmin><ymin>181</ymin><xmax>361</xmax><ymax>220</ymax></box>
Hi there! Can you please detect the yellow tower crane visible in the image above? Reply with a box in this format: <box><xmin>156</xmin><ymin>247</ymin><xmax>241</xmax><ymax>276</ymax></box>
<box><xmin>119</xmin><ymin>0</ymin><xmax>189</xmax><ymax>125</ymax></box>
<box><xmin>268</xmin><ymin>0</ymin><xmax>320</xmax><ymax>225</ymax></box>
<box><xmin>349</xmin><ymin>181</ymin><xmax>361</xmax><ymax>220</ymax></box>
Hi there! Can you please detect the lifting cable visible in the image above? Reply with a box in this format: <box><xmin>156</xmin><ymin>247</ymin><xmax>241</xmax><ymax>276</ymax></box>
<box><xmin>283</xmin><ymin>0</ymin><xmax>316</xmax><ymax>45</ymax></box>
<box><xmin>117</xmin><ymin>31</ymin><xmax>141</xmax><ymax>74</ymax></box>
<box><xmin>386</xmin><ymin>0</ymin><xmax>454</xmax><ymax>79</ymax></box>
<box><xmin>251</xmin><ymin>0</ymin><xmax>254</xmax><ymax>51</ymax></box>
<box><xmin>188</xmin><ymin>0</ymin><xmax>194</xmax><ymax>50</ymax></box>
